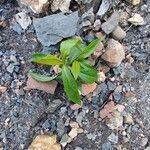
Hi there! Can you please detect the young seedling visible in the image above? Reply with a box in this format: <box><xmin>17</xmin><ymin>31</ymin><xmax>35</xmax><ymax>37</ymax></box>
<box><xmin>30</xmin><ymin>38</ymin><xmax>101</xmax><ymax>105</ymax></box>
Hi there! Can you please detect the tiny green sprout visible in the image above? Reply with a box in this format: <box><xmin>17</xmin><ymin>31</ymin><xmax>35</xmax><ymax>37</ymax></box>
<box><xmin>30</xmin><ymin>38</ymin><xmax>102</xmax><ymax>105</ymax></box>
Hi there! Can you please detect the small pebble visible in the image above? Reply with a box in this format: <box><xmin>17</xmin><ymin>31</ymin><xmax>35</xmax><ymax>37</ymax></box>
<box><xmin>111</xmin><ymin>26</ymin><xmax>126</xmax><ymax>40</ymax></box>
<box><xmin>93</xmin><ymin>19</ymin><xmax>101</xmax><ymax>31</ymax></box>
<box><xmin>132</xmin><ymin>0</ymin><xmax>140</xmax><ymax>6</ymax></box>
<box><xmin>124</xmin><ymin>114</ymin><xmax>134</xmax><ymax>124</ymax></box>
<box><xmin>128</xmin><ymin>13</ymin><xmax>144</xmax><ymax>26</ymax></box>
<box><xmin>140</xmin><ymin>137</ymin><xmax>148</xmax><ymax>147</ymax></box>
<box><xmin>7</xmin><ymin>64</ymin><xmax>14</xmax><ymax>74</ymax></box>
<box><xmin>75</xmin><ymin>147</ymin><xmax>83</xmax><ymax>150</ymax></box>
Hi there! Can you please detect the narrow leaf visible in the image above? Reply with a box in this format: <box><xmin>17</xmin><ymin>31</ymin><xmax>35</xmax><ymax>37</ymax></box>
<box><xmin>31</xmin><ymin>55</ymin><xmax>63</xmax><ymax>65</ymax></box>
<box><xmin>60</xmin><ymin>39</ymin><xmax>81</xmax><ymax>57</ymax></box>
<box><xmin>78</xmin><ymin>38</ymin><xmax>101</xmax><ymax>60</ymax></box>
<box><xmin>62</xmin><ymin>65</ymin><xmax>81</xmax><ymax>104</ymax></box>
<box><xmin>71</xmin><ymin>61</ymin><xmax>80</xmax><ymax>80</ymax></box>
<box><xmin>32</xmin><ymin>53</ymin><xmax>47</xmax><ymax>60</ymax></box>
<box><xmin>29</xmin><ymin>71</ymin><xmax>57</xmax><ymax>82</ymax></box>
<box><xmin>79</xmin><ymin>62</ymin><xmax>98</xmax><ymax>83</ymax></box>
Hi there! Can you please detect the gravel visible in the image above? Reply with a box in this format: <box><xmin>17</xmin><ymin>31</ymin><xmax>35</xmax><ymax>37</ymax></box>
<box><xmin>0</xmin><ymin>1</ymin><xmax>150</xmax><ymax>150</ymax></box>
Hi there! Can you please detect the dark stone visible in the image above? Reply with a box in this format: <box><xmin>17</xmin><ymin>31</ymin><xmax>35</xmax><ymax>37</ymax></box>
<box><xmin>84</xmin><ymin>33</ymin><xmax>95</xmax><ymax>44</ymax></box>
<box><xmin>107</xmin><ymin>81</ymin><xmax>116</xmax><ymax>91</ymax></box>
<box><xmin>113</xmin><ymin>90</ymin><xmax>122</xmax><ymax>103</ymax></box>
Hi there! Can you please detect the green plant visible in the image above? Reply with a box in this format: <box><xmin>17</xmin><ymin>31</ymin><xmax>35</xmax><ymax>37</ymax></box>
<box><xmin>30</xmin><ymin>38</ymin><xmax>101</xmax><ymax>105</ymax></box>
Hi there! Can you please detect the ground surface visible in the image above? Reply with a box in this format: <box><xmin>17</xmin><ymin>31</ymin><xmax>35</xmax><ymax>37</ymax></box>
<box><xmin>0</xmin><ymin>0</ymin><xmax>150</xmax><ymax>150</ymax></box>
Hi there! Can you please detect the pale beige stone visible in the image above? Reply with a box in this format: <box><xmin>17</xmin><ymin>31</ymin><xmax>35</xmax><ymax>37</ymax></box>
<box><xmin>128</xmin><ymin>13</ymin><xmax>144</xmax><ymax>26</ymax></box>
<box><xmin>18</xmin><ymin>0</ymin><xmax>49</xmax><ymax>13</ymax></box>
<box><xmin>28</xmin><ymin>135</ymin><xmax>61</xmax><ymax>150</ymax></box>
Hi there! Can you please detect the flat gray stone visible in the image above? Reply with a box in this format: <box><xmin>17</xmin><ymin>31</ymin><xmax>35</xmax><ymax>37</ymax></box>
<box><xmin>108</xmin><ymin>133</ymin><xmax>118</xmax><ymax>144</ymax></box>
<box><xmin>97</xmin><ymin>0</ymin><xmax>110</xmax><ymax>16</ymax></box>
<box><xmin>7</xmin><ymin>64</ymin><xmax>14</xmax><ymax>73</ymax></box>
<box><xmin>101</xmin><ymin>142</ymin><xmax>112</xmax><ymax>150</ymax></box>
<box><xmin>46</xmin><ymin>99</ymin><xmax>62</xmax><ymax>113</ymax></box>
<box><xmin>33</xmin><ymin>12</ymin><xmax>79</xmax><ymax>46</ymax></box>
<box><xmin>101</xmin><ymin>11</ymin><xmax>120</xmax><ymax>34</ymax></box>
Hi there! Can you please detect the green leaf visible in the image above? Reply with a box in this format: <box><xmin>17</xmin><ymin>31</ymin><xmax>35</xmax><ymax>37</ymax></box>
<box><xmin>62</xmin><ymin>65</ymin><xmax>81</xmax><ymax>104</ymax></box>
<box><xmin>60</xmin><ymin>39</ymin><xmax>81</xmax><ymax>57</ymax></box>
<box><xmin>79</xmin><ymin>62</ymin><xmax>98</xmax><ymax>83</ymax></box>
<box><xmin>68</xmin><ymin>45</ymin><xmax>82</xmax><ymax>64</ymax></box>
<box><xmin>29</xmin><ymin>71</ymin><xmax>57</xmax><ymax>82</ymax></box>
<box><xmin>31</xmin><ymin>53</ymin><xmax>47</xmax><ymax>61</ymax></box>
<box><xmin>71</xmin><ymin>61</ymin><xmax>80</xmax><ymax>80</ymax></box>
<box><xmin>78</xmin><ymin>38</ymin><xmax>101</xmax><ymax>60</ymax></box>
<box><xmin>31</xmin><ymin>55</ymin><xmax>63</xmax><ymax>65</ymax></box>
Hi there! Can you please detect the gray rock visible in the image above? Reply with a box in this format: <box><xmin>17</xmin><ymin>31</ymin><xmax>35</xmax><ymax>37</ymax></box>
<box><xmin>86</xmin><ymin>133</ymin><xmax>97</xmax><ymax>140</ymax></box>
<box><xmin>84</xmin><ymin>33</ymin><xmax>95</xmax><ymax>43</ymax></box>
<box><xmin>7</xmin><ymin>64</ymin><xmax>14</xmax><ymax>73</ymax></box>
<box><xmin>79</xmin><ymin>0</ymin><xmax>93</xmax><ymax>3</ymax></box>
<box><xmin>108</xmin><ymin>133</ymin><xmax>118</xmax><ymax>144</ymax></box>
<box><xmin>113</xmin><ymin>63</ymin><xmax>125</xmax><ymax>75</ymax></box>
<box><xmin>124</xmin><ymin>63</ymin><xmax>138</xmax><ymax>79</ymax></box>
<box><xmin>111</xmin><ymin>26</ymin><xmax>126</xmax><ymax>40</ymax></box>
<box><xmin>81</xmin><ymin>8</ymin><xmax>95</xmax><ymax>24</ymax></box>
<box><xmin>11</xmin><ymin>21</ymin><xmax>23</xmax><ymax>35</ymax></box>
<box><xmin>113</xmin><ymin>89</ymin><xmax>122</xmax><ymax>103</ymax></box>
<box><xmin>10</xmin><ymin>55</ymin><xmax>17</xmax><ymax>62</ymax></box>
<box><xmin>107</xmin><ymin>81</ymin><xmax>116</xmax><ymax>91</ymax></box>
<box><xmin>15</xmin><ymin>12</ymin><xmax>32</xmax><ymax>30</ymax></box>
<box><xmin>145</xmin><ymin>147</ymin><xmax>150</xmax><ymax>150</ymax></box>
<box><xmin>101</xmin><ymin>142</ymin><xmax>112</xmax><ymax>150</ymax></box>
<box><xmin>46</xmin><ymin>99</ymin><xmax>62</xmax><ymax>113</ymax></box>
<box><xmin>75</xmin><ymin>147</ymin><xmax>83</xmax><ymax>150</ymax></box>
<box><xmin>82</xmin><ymin>20</ymin><xmax>92</xmax><ymax>27</ymax></box>
<box><xmin>140</xmin><ymin>137</ymin><xmax>148</xmax><ymax>147</ymax></box>
<box><xmin>60</xmin><ymin>134</ymin><xmax>70</xmax><ymax>147</ymax></box>
<box><xmin>33</xmin><ymin>12</ymin><xmax>79</xmax><ymax>46</ymax></box>
<box><xmin>97</xmin><ymin>0</ymin><xmax>110</xmax><ymax>16</ymax></box>
<box><xmin>76</xmin><ymin>112</ymin><xmax>84</xmax><ymax>126</ymax></box>
<box><xmin>101</xmin><ymin>12</ymin><xmax>120</xmax><ymax>34</ymax></box>
<box><xmin>93</xmin><ymin>19</ymin><xmax>101</xmax><ymax>31</ymax></box>
<box><xmin>57</xmin><ymin>119</ymin><xmax>65</xmax><ymax>137</ymax></box>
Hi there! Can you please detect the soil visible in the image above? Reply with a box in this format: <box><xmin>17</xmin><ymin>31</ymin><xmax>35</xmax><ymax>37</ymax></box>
<box><xmin>0</xmin><ymin>0</ymin><xmax>150</xmax><ymax>150</ymax></box>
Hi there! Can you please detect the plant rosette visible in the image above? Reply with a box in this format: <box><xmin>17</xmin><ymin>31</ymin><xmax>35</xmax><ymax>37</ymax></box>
<box><xmin>30</xmin><ymin>38</ymin><xmax>102</xmax><ymax>105</ymax></box>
